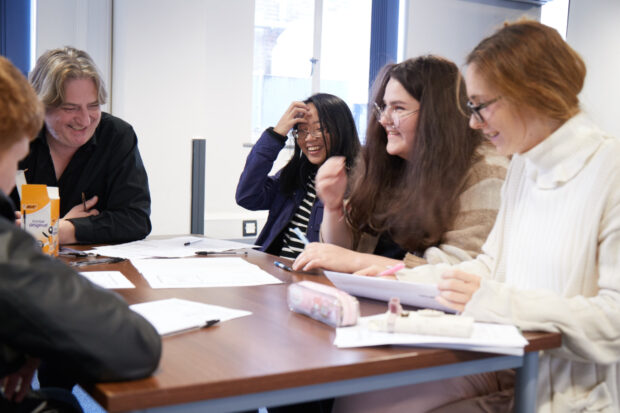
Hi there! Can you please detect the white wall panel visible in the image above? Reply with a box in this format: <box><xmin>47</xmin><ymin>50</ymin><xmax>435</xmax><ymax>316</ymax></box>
<box><xmin>566</xmin><ymin>0</ymin><xmax>620</xmax><ymax>139</ymax></box>
<box><xmin>112</xmin><ymin>0</ymin><xmax>255</xmax><ymax>237</ymax></box>
<box><xmin>35</xmin><ymin>0</ymin><xmax>111</xmax><ymax>112</ymax></box>
<box><xmin>404</xmin><ymin>0</ymin><xmax>540</xmax><ymax>66</ymax></box>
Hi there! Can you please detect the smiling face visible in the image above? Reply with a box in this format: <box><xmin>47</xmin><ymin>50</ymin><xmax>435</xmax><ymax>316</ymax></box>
<box><xmin>380</xmin><ymin>78</ymin><xmax>420</xmax><ymax>160</ymax></box>
<box><xmin>465</xmin><ymin>63</ymin><xmax>549</xmax><ymax>156</ymax></box>
<box><xmin>297</xmin><ymin>103</ymin><xmax>330</xmax><ymax>165</ymax></box>
<box><xmin>44</xmin><ymin>77</ymin><xmax>101</xmax><ymax>151</ymax></box>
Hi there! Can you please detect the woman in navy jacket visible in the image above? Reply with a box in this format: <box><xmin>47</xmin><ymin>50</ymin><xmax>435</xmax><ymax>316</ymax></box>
<box><xmin>236</xmin><ymin>93</ymin><xmax>360</xmax><ymax>258</ymax></box>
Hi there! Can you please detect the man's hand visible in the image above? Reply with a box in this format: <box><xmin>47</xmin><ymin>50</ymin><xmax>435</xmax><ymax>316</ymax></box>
<box><xmin>1</xmin><ymin>357</ymin><xmax>40</xmax><ymax>402</ymax></box>
<box><xmin>14</xmin><ymin>211</ymin><xmax>22</xmax><ymax>227</ymax></box>
<box><xmin>62</xmin><ymin>195</ymin><xmax>100</xmax><ymax>219</ymax></box>
<box><xmin>59</xmin><ymin>195</ymin><xmax>100</xmax><ymax>244</ymax></box>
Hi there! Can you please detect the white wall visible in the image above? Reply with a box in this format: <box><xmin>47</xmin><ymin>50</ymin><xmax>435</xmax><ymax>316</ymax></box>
<box><xmin>35</xmin><ymin>0</ymin><xmax>112</xmax><ymax>113</ymax></box>
<box><xmin>112</xmin><ymin>0</ymin><xmax>257</xmax><ymax>237</ymax></box>
<box><xmin>566</xmin><ymin>0</ymin><xmax>620</xmax><ymax>139</ymax></box>
<box><xmin>404</xmin><ymin>0</ymin><xmax>540</xmax><ymax>65</ymax></box>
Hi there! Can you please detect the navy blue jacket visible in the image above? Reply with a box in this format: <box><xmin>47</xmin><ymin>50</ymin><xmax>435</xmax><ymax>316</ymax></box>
<box><xmin>236</xmin><ymin>129</ymin><xmax>323</xmax><ymax>255</ymax></box>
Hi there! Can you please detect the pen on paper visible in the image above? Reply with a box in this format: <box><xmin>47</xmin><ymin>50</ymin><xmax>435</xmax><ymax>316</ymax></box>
<box><xmin>274</xmin><ymin>260</ymin><xmax>293</xmax><ymax>272</ymax></box>
<box><xmin>184</xmin><ymin>239</ymin><xmax>203</xmax><ymax>246</ymax></box>
<box><xmin>59</xmin><ymin>247</ymin><xmax>90</xmax><ymax>257</ymax></box>
<box><xmin>203</xmin><ymin>319</ymin><xmax>220</xmax><ymax>328</ymax></box>
<box><xmin>292</xmin><ymin>227</ymin><xmax>310</xmax><ymax>246</ymax></box>
<box><xmin>378</xmin><ymin>263</ymin><xmax>405</xmax><ymax>277</ymax></box>
<box><xmin>70</xmin><ymin>257</ymin><xmax>125</xmax><ymax>267</ymax></box>
<box><xmin>82</xmin><ymin>192</ymin><xmax>87</xmax><ymax>211</ymax></box>
<box><xmin>195</xmin><ymin>250</ymin><xmax>248</xmax><ymax>256</ymax></box>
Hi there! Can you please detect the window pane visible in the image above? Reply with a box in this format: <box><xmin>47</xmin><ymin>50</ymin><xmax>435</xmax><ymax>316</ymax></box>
<box><xmin>253</xmin><ymin>0</ymin><xmax>315</xmax><ymax>139</ymax></box>
<box><xmin>320</xmin><ymin>0</ymin><xmax>371</xmax><ymax>141</ymax></box>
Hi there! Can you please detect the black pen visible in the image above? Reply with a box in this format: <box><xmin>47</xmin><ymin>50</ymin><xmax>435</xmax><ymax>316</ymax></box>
<box><xmin>203</xmin><ymin>319</ymin><xmax>220</xmax><ymax>328</ymax></box>
<box><xmin>274</xmin><ymin>260</ymin><xmax>293</xmax><ymax>272</ymax></box>
<box><xmin>195</xmin><ymin>250</ymin><xmax>248</xmax><ymax>256</ymax></box>
<box><xmin>70</xmin><ymin>257</ymin><xmax>125</xmax><ymax>267</ymax></box>
<box><xmin>184</xmin><ymin>239</ymin><xmax>203</xmax><ymax>246</ymax></box>
<box><xmin>59</xmin><ymin>247</ymin><xmax>90</xmax><ymax>257</ymax></box>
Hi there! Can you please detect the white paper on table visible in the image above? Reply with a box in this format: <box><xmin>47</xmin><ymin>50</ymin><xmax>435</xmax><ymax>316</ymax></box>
<box><xmin>324</xmin><ymin>270</ymin><xmax>454</xmax><ymax>313</ymax></box>
<box><xmin>130</xmin><ymin>298</ymin><xmax>251</xmax><ymax>336</ymax></box>
<box><xmin>87</xmin><ymin>236</ymin><xmax>253</xmax><ymax>259</ymax></box>
<box><xmin>79</xmin><ymin>271</ymin><xmax>135</xmax><ymax>289</ymax></box>
<box><xmin>132</xmin><ymin>257</ymin><xmax>283</xmax><ymax>288</ymax></box>
<box><xmin>335</xmin><ymin>314</ymin><xmax>529</xmax><ymax>356</ymax></box>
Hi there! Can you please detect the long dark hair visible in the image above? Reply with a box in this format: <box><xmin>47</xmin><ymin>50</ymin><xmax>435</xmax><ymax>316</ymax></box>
<box><xmin>279</xmin><ymin>93</ymin><xmax>361</xmax><ymax>196</ymax></box>
<box><xmin>347</xmin><ymin>56</ymin><xmax>484</xmax><ymax>252</ymax></box>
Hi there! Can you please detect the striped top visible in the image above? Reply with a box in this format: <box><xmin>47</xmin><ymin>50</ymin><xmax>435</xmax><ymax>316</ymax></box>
<box><xmin>280</xmin><ymin>175</ymin><xmax>316</xmax><ymax>259</ymax></box>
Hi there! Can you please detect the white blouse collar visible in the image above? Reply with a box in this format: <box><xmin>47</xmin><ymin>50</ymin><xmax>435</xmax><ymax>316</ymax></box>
<box><xmin>519</xmin><ymin>112</ymin><xmax>605</xmax><ymax>189</ymax></box>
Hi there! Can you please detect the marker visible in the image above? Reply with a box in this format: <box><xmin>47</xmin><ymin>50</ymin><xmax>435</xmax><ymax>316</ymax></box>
<box><xmin>203</xmin><ymin>319</ymin><xmax>220</xmax><ymax>328</ymax></box>
<box><xmin>292</xmin><ymin>227</ymin><xmax>310</xmax><ymax>246</ymax></box>
<box><xmin>195</xmin><ymin>250</ymin><xmax>248</xmax><ymax>256</ymax></box>
<box><xmin>378</xmin><ymin>262</ymin><xmax>405</xmax><ymax>277</ymax></box>
<box><xmin>274</xmin><ymin>260</ymin><xmax>293</xmax><ymax>272</ymax></box>
<box><xmin>184</xmin><ymin>239</ymin><xmax>203</xmax><ymax>246</ymax></box>
<box><xmin>82</xmin><ymin>192</ymin><xmax>87</xmax><ymax>211</ymax></box>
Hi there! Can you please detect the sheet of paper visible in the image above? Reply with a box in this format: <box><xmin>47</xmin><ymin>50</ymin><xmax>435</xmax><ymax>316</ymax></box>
<box><xmin>335</xmin><ymin>314</ymin><xmax>529</xmax><ymax>356</ymax></box>
<box><xmin>130</xmin><ymin>298</ymin><xmax>251</xmax><ymax>336</ymax></box>
<box><xmin>79</xmin><ymin>271</ymin><xmax>135</xmax><ymax>289</ymax></box>
<box><xmin>132</xmin><ymin>257</ymin><xmax>283</xmax><ymax>288</ymax></box>
<box><xmin>324</xmin><ymin>270</ymin><xmax>454</xmax><ymax>313</ymax></box>
<box><xmin>87</xmin><ymin>236</ymin><xmax>253</xmax><ymax>259</ymax></box>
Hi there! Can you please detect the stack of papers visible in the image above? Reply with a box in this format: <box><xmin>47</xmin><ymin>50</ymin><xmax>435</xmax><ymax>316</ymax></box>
<box><xmin>132</xmin><ymin>257</ymin><xmax>283</xmax><ymax>289</ymax></box>
<box><xmin>335</xmin><ymin>314</ymin><xmax>528</xmax><ymax>356</ymax></box>
<box><xmin>324</xmin><ymin>270</ymin><xmax>454</xmax><ymax>312</ymax></box>
<box><xmin>130</xmin><ymin>298</ymin><xmax>251</xmax><ymax>336</ymax></box>
<box><xmin>88</xmin><ymin>236</ymin><xmax>252</xmax><ymax>259</ymax></box>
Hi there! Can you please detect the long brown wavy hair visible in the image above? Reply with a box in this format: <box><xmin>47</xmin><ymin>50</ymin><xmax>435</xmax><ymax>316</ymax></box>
<box><xmin>346</xmin><ymin>55</ymin><xmax>484</xmax><ymax>253</ymax></box>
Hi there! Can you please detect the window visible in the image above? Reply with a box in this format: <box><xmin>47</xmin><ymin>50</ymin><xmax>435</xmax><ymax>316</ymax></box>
<box><xmin>252</xmin><ymin>0</ymin><xmax>372</xmax><ymax>141</ymax></box>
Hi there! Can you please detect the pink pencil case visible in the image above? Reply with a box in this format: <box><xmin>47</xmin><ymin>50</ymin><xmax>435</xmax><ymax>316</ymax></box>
<box><xmin>287</xmin><ymin>281</ymin><xmax>359</xmax><ymax>327</ymax></box>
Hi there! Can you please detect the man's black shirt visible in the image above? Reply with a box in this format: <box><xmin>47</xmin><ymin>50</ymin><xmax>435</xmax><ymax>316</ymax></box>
<box><xmin>11</xmin><ymin>112</ymin><xmax>151</xmax><ymax>244</ymax></box>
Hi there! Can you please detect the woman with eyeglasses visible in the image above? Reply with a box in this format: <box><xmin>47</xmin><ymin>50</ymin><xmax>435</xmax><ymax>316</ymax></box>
<box><xmin>292</xmin><ymin>55</ymin><xmax>508</xmax><ymax>274</ymax></box>
<box><xmin>236</xmin><ymin>93</ymin><xmax>360</xmax><ymax>259</ymax></box>
<box><xmin>334</xmin><ymin>20</ymin><xmax>620</xmax><ymax>412</ymax></box>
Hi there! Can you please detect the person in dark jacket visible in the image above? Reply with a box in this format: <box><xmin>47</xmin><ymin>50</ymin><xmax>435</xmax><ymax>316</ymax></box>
<box><xmin>236</xmin><ymin>93</ymin><xmax>360</xmax><ymax>259</ymax></box>
<box><xmin>0</xmin><ymin>55</ymin><xmax>161</xmax><ymax>410</ymax></box>
<box><xmin>10</xmin><ymin>46</ymin><xmax>151</xmax><ymax>245</ymax></box>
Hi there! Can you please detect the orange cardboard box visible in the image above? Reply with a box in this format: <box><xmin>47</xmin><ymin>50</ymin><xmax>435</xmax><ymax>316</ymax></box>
<box><xmin>21</xmin><ymin>184</ymin><xmax>59</xmax><ymax>256</ymax></box>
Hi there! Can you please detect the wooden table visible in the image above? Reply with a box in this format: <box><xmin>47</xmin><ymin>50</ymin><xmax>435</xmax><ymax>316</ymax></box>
<box><xmin>76</xmin><ymin>248</ymin><xmax>560</xmax><ymax>413</ymax></box>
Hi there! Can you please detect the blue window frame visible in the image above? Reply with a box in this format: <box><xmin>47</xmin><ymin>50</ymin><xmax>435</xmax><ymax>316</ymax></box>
<box><xmin>0</xmin><ymin>0</ymin><xmax>33</xmax><ymax>76</ymax></box>
<box><xmin>369</xmin><ymin>0</ymin><xmax>399</xmax><ymax>90</ymax></box>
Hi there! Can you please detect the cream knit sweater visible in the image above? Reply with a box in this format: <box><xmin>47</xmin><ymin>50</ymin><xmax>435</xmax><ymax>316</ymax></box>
<box><xmin>399</xmin><ymin>113</ymin><xmax>620</xmax><ymax>412</ymax></box>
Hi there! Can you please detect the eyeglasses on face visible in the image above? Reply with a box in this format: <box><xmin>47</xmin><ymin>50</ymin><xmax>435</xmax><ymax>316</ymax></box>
<box><xmin>466</xmin><ymin>96</ymin><xmax>501</xmax><ymax>123</ymax></box>
<box><xmin>373</xmin><ymin>102</ymin><xmax>419</xmax><ymax>128</ymax></box>
<box><xmin>292</xmin><ymin>128</ymin><xmax>323</xmax><ymax>141</ymax></box>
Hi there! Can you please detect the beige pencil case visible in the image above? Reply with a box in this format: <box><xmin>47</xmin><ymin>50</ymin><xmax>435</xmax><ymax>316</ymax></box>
<box><xmin>287</xmin><ymin>281</ymin><xmax>359</xmax><ymax>328</ymax></box>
